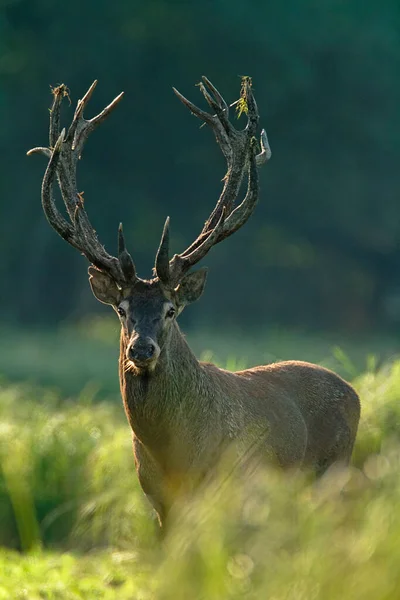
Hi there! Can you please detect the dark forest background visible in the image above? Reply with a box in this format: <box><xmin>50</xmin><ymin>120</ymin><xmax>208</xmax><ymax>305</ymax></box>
<box><xmin>1</xmin><ymin>0</ymin><xmax>400</xmax><ymax>334</ymax></box>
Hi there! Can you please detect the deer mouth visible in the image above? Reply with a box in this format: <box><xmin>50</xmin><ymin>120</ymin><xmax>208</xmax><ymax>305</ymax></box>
<box><xmin>131</xmin><ymin>356</ymin><xmax>157</xmax><ymax>369</ymax></box>
<box><xmin>128</xmin><ymin>358</ymin><xmax>159</xmax><ymax>376</ymax></box>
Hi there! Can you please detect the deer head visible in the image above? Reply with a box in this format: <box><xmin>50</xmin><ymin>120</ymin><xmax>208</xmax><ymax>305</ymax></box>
<box><xmin>28</xmin><ymin>77</ymin><xmax>270</xmax><ymax>372</ymax></box>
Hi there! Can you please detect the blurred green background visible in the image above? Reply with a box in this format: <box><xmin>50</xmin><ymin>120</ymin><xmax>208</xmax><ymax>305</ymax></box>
<box><xmin>2</xmin><ymin>1</ymin><xmax>400</xmax><ymax>598</ymax></box>
<box><xmin>2</xmin><ymin>0</ymin><xmax>400</xmax><ymax>335</ymax></box>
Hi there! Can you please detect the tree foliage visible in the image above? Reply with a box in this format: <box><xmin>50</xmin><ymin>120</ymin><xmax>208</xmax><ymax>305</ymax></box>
<box><xmin>1</xmin><ymin>0</ymin><xmax>400</xmax><ymax>331</ymax></box>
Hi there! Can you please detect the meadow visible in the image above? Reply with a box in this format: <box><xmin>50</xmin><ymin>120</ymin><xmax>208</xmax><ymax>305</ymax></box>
<box><xmin>1</xmin><ymin>324</ymin><xmax>400</xmax><ymax>599</ymax></box>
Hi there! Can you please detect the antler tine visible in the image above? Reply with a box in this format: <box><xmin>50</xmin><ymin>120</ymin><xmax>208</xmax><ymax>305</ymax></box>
<box><xmin>173</xmin><ymin>81</ymin><xmax>233</xmax><ymax>164</ymax></box>
<box><xmin>65</xmin><ymin>80</ymin><xmax>98</xmax><ymax>145</ymax></box>
<box><xmin>161</xmin><ymin>76</ymin><xmax>269</xmax><ymax>287</ymax></box>
<box><xmin>41</xmin><ymin>129</ymin><xmax>75</xmax><ymax>242</ymax></box>
<box><xmin>49</xmin><ymin>84</ymin><xmax>67</xmax><ymax>147</ymax></box>
<box><xmin>155</xmin><ymin>217</ymin><xmax>171</xmax><ymax>286</ymax></box>
<box><xmin>199</xmin><ymin>76</ymin><xmax>231</xmax><ymax>133</ymax></box>
<box><xmin>28</xmin><ymin>82</ymin><xmax>133</xmax><ymax>285</ymax></box>
<box><xmin>67</xmin><ymin>83</ymin><xmax>124</xmax><ymax>158</ymax></box>
<box><xmin>27</xmin><ymin>84</ymin><xmax>67</xmax><ymax>160</ymax></box>
<box><xmin>172</xmin><ymin>87</ymin><xmax>214</xmax><ymax>125</ymax></box>
<box><xmin>118</xmin><ymin>223</ymin><xmax>137</xmax><ymax>281</ymax></box>
<box><xmin>201</xmin><ymin>76</ymin><xmax>229</xmax><ymax>114</ymax></box>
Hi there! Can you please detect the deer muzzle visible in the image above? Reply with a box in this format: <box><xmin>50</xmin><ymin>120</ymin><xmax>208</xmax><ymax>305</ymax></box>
<box><xmin>127</xmin><ymin>336</ymin><xmax>160</xmax><ymax>368</ymax></box>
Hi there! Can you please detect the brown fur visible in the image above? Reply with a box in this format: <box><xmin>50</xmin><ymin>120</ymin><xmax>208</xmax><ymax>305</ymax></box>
<box><xmin>119</xmin><ymin>319</ymin><xmax>360</xmax><ymax>525</ymax></box>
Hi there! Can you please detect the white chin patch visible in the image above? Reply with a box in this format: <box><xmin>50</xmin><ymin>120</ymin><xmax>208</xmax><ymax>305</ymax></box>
<box><xmin>131</xmin><ymin>358</ymin><xmax>157</xmax><ymax>373</ymax></box>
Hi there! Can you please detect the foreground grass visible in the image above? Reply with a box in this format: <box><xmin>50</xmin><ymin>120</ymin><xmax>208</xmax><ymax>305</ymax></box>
<box><xmin>2</xmin><ymin>462</ymin><xmax>400</xmax><ymax>599</ymax></box>
<box><xmin>0</xmin><ymin>549</ymin><xmax>148</xmax><ymax>600</ymax></box>
<box><xmin>1</xmin><ymin>357</ymin><xmax>400</xmax><ymax>598</ymax></box>
<box><xmin>0</xmin><ymin>383</ymin><xmax>154</xmax><ymax>551</ymax></box>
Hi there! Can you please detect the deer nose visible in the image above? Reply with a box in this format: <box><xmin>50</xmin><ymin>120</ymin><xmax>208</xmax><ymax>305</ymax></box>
<box><xmin>128</xmin><ymin>342</ymin><xmax>156</xmax><ymax>363</ymax></box>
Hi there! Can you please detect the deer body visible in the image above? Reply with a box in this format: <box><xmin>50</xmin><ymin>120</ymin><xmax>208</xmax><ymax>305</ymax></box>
<box><xmin>119</xmin><ymin>317</ymin><xmax>359</xmax><ymax>521</ymax></box>
<box><xmin>30</xmin><ymin>76</ymin><xmax>360</xmax><ymax>527</ymax></box>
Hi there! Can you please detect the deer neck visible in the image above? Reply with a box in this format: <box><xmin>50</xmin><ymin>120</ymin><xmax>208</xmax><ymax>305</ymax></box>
<box><xmin>119</xmin><ymin>321</ymin><xmax>204</xmax><ymax>446</ymax></box>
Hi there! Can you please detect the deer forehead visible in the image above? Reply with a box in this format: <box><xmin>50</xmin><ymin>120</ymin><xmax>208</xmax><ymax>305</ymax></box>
<box><xmin>120</xmin><ymin>289</ymin><xmax>173</xmax><ymax>319</ymax></box>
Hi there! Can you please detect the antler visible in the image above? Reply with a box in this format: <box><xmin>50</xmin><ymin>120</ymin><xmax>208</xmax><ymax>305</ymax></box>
<box><xmin>155</xmin><ymin>76</ymin><xmax>271</xmax><ymax>288</ymax></box>
<box><xmin>28</xmin><ymin>82</ymin><xmax>136</xmax><ymax>285</ymax></box>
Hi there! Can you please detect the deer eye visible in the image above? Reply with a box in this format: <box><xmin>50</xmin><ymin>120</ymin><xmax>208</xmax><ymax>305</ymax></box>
<box><xmin>117</xmin><ymin>306</ymin><xmax>126</xmax><ymax>318</ymax></box>
<box><xmin>166</xmin><ymin>307</ymin><xmax>176</xmax><ymax>319</ymax></box>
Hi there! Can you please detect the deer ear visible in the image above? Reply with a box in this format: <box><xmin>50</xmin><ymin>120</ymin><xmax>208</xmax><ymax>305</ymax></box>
<box><xmin>175</xmin><ymin>267</ymin><xmax>208</xmax><ymax>307</ymax></box>
<box><xmin>88</xmin><ymin>267</ymin><xmax>121</xmax><ymax>306</ymax></box>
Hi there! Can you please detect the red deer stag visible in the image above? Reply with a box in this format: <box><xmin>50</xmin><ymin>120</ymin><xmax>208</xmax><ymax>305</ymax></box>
<box><xmin>29</xmin><ymin>78</ymin><xmax>360</xmax><ymax>526</ymax></box>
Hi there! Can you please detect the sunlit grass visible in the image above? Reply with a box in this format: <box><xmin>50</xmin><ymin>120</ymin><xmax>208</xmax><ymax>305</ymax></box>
<box><xmin>0</xmin><ymin>549</ymin><xmax>149</xmax><ymax>600</ymax></box>
<box><xmin>0</xmin><ymin>382</ymin><xmax>153</xmax><ymax>551</ymax></box>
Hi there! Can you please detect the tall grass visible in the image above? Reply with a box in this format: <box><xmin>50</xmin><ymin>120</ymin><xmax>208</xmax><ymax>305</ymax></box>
<box><xmin>0</xmin><ymin>382</ymin><xmax>153</xmax><ymax>551</ymax></box>
<box><xmin>1</xmin><ymin>354</ymin><xmax>400</xmax><ymax>598</ymax></box>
